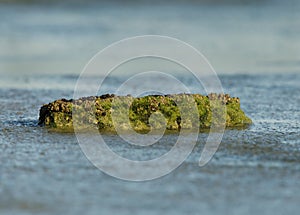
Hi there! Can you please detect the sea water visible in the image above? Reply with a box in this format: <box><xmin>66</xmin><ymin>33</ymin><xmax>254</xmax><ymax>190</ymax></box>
<box><xmin>1</xmin><ymin>1</ymin><xmax>300</xmax><ymax>215</ymax></box>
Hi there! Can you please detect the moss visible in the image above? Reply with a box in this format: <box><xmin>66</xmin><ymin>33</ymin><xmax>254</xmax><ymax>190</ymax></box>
<box><xmin>226</xmin><ymin>101</ymin><xmax>252</xmax><ymax>127</ymax></box>
<box><xmin>38</xmin><ymin>93</ymin><xmax>252</xmax><ymax>132</ymax></box>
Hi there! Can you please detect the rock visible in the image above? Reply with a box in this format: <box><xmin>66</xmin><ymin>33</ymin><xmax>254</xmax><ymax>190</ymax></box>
<box><xmin>38</xmin><ymin>93</ymin><xmax>252</xmax><ymax>132</ymax></box>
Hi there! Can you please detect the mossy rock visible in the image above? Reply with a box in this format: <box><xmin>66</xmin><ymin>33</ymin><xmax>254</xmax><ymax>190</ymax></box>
<box><xmin>38</xmin><ymin>93</ymin><xmax>252</xmax><ymax>132</ymax></box>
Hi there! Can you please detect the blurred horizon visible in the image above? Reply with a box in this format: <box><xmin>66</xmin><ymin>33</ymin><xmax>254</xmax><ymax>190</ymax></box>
<box><xmin>0</xmin><ymin>0</ymin><xmax>299</xmax><ymax>78</ymax></box>
<box><xmin>0</xmin><ymin>0</ymin><xmax>276</xmax><ymax>5</ymax></box>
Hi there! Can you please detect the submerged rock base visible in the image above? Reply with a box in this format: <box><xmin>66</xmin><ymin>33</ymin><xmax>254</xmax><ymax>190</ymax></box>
<box><xmin>38</xmin><ymin>93</ymin><xmax>252</xmax><ymax>132</ymax></box>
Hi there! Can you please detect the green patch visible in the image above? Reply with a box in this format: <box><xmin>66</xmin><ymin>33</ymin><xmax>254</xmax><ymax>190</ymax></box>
<box><xmin>38</xmin><ymin>93</ymin><xmax>252</xmax><ymax>132</ymax></box>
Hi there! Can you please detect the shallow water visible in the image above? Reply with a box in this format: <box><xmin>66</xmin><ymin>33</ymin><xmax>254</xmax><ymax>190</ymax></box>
<box><xmin>1</xmin><ymin>73</ymin><xmax>300</xmax><ymax>215</ymax></box>
<box><xmin>1</xmin><ymin>1</ymin><xmax>300</xmax><ymax>215</ymax></box>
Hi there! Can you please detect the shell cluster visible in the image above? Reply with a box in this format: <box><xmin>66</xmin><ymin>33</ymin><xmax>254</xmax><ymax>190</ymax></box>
<box><xmin>207</xmin><ymin>93</ymin><xmax>240</xmax><ymax>104</ymax></box>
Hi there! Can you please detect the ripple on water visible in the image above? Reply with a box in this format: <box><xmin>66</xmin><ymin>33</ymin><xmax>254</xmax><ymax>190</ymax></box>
<box><xmin>1</xmin><ymin>74</ymin><xmax>300</xmax><ymax>215</ymax></box>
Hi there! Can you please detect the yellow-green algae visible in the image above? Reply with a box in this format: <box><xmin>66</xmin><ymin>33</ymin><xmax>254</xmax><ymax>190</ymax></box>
<box><xmin>38</xmin><ymin>93</ymin><xmax>252</xmax><ymax>132</ymax></box>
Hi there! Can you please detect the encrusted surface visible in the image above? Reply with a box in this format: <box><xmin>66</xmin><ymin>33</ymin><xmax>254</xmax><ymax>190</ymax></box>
<box><xmin>38</xmin><ymin>93</ymin><xmax>252</xmax><ymax>132</ymax></box>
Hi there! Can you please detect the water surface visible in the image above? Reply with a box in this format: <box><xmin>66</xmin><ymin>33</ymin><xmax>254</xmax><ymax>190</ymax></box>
<box><xmin>1</xmin><ymin>1</ymin><xmax>300</xmax><ymax>215</ymax></box>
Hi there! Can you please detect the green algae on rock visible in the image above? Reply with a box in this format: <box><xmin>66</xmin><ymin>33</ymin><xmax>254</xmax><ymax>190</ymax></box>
<box><xmin>38</xmin><ymin>93</ymin><xmax>252</xmax><ymax>132</ymax></box>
